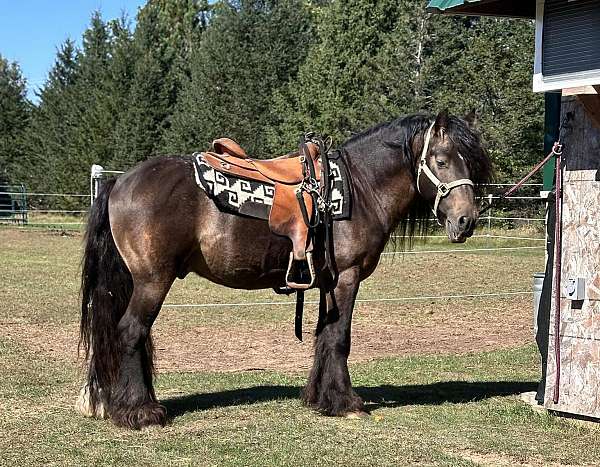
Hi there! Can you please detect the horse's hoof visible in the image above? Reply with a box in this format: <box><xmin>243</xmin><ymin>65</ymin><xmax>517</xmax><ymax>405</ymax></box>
<box><xmin>137</xmin><ymin>402</ymin><xmax>167</xmax><ymax>429</ymax></box>
<box><xmin>345</xmin><ymin>411</ymin><xmax>369</xmax><ymax>419</ymax></box>
<box><xmin>111</xmin><ymin>402</ymin><xmax>167</xmax><ymax>430</ymax></box>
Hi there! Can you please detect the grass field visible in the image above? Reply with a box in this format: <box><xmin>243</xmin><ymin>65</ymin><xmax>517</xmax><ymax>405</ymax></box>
<box><xmin>2</xmin><ymin>227</ymin><xmax>599</xmax><ymax>466</ymax></box>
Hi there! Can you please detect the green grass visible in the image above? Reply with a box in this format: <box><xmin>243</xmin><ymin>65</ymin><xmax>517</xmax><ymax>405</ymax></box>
<box><xmin>3</xmin><ymin>227</ymin><xmax>594</xmax><ymax>466</ymax></box>
<box><xmin>2</xmin><ymin>337</ymin><xmax>600</xmax><ymax>466</ymax></box>
<box><xmin>0</xmin><ymin>227</ymin><xmax>544</xmax><ymax>327</ymax></box>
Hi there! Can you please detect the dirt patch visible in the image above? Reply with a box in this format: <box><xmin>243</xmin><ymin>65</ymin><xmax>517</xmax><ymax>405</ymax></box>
<box><xmin>0</xmin><ymin>322</ymin><xmax>79</xmax><ymax>362</ymax></box>
<box><xmin>152</xmin><ymin>298</ymin><xmax>532</xmax><ymax>373</ymax></box>
<box><xmin>0</xmin><ymin>295</ymin><xmax>533</xmax><ymax>373</ymax></box>
<box><xmin>453</xmin><ymin>450</ymin><xmax>535</xmax><ymax>467</ymax></box>
<box><xmin>1</xmin><ymin>227</ymin><xmax>542</xmax><ymax>373</ymax></box>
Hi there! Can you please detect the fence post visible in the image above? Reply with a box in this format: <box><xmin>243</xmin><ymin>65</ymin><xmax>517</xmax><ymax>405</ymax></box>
<box><xmin>487</xmin><ymin>193</ymin><xmax>493</xmax><ymax>231</ymax></box>
<box><xmin>90</xmin><ymin>164</ymin><xmax>105</xmax><ymax>206</ymax></box>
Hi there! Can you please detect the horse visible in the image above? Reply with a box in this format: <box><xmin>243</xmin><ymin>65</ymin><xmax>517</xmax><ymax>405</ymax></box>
<box><xmin>77</xmin><ymin>111</ymin><xmax>492</xmax><ymax>429</ymax></box>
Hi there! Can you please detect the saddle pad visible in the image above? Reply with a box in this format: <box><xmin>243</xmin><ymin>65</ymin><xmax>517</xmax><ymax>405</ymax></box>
<box><xmin>192</xmin><ymin>150</ymin><xmax>352</xmax><ymax>221</ymax></box>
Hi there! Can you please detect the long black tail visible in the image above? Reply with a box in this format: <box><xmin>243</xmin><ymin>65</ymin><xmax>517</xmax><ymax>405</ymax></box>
<box><xmin>80</xmin><ymin>178</ymin><xmax>133</xmax><ymax>411</ymax></box>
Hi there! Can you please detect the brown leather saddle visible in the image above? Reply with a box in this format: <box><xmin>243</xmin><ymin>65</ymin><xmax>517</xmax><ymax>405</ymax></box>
<box><xmin>200</xmin><ymin>136</ymin><xmax>328</xmax><ymax>291</ymax></box>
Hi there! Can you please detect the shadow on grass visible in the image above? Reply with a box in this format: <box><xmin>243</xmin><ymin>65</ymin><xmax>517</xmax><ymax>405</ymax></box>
<box><xmin>162</xmin><ymin>380</ymin><xmax>537</xmax><ymax>419</ymax></box>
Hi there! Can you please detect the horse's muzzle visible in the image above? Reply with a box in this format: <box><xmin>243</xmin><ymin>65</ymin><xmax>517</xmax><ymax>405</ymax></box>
<box><xmin>446</xmin><ymin>214</ymin><xmax>476</xmax><ymax>243</ymax></box>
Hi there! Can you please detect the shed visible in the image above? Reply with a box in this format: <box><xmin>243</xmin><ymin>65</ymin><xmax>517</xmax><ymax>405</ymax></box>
<box><xmin>427</xmin><ymin>0</ymin><xmax>600</xmax><ymax>419</ymax></box>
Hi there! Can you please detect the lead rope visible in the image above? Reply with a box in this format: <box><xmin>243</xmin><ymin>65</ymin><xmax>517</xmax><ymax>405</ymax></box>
<box><xmin>551</xmin><ymin>112</ymin><xmax>573</xmax><ymax>404</ymax></box>
<box><xmin>479</xmin><ymin>112</ymin><xmax>572</xmax><ymax>216</ymax></box>
<box><xmin>478</xmin><ymin>142</ymin><xmax>563</xmax><ymax>216</ymax></box>
<box><xmin>553</xmin><ymin>139</ymin><xmax>563</xmax><ymax>404</ymax></box>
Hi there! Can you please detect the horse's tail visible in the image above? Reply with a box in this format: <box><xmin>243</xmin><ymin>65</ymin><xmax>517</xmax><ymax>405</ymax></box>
<box><xmin>80</xmin><ymin>178</ymin><xmax>133</xmax><ymax>411</ymax></box>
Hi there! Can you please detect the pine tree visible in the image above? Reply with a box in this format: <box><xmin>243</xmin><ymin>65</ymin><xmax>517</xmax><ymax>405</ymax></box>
<box><xmin>265</xmin><ymin>0</ymin><xmax>408</xmax><ymax>150</ymax></box>
<box><xmin>0</xmin><ymin>55</ymin><xmax>30</xmax><ymax>184</ymax></box>
<box><xmin>20</xmin><ymin>40</ymin><xmax>81</xmax><ymax>203</ymax></box>
<box><xmin>22</xmin><ymin>13</ymin><xmax>133</xmax><ymax>199</ymax></box>
<box><xmin>106</xmin><ymin>15</ymin><xmax>136</xmax><ymax>157</ymax></box>
<box><xmin>427</xmin><ymin>17</ymin><xmax>543</xmax><ymax>179</ymax></box>
<box><xmin>112</xmin><ymin>0</ymin><xmax>207</xmax><ymax>167</ymax></box>
<box><xmin>164</xmin><ymin>0</ymin><xmax>314</xmax><ymax>157</ymax></box>
<box><xmin>71</xmin><ymin>11</ymin><xmax>116</xmax><ymax>176</ymax></box>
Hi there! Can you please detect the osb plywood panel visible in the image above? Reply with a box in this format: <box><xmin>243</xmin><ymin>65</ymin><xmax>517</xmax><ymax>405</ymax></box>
<box><xmin>546</xmin><ymin>334</ymin><xmax>600</xmax><ymax>415</ymax></box>
<box><xmin>553</xmin><ymin>299</ymin><xmax>594</xmax><ymax>340</ymax></box>
<box><xmin>545</xmin><ymin>97</ymin><xmax>600</xmax><ymax>417</ymax></box>
<box><xmin>563</xmin><ymin>169</ymin><xmax>597</xmax><ymax>182</ymax></box>
<box><xmin>561</xmin><ymin>181</ymin><xmax>600</xmax><ymax>301</ymax></box>
<box><xmin>563</xmin><ymin>96</ymin><xmax>600</xmax><ymax>182</ymax></box>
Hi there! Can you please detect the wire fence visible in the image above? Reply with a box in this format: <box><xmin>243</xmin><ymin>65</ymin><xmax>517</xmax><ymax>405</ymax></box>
<box><xmin>0</xmin><ymin>180</ymin><xmax>548</xmax><ymax>232</ymax></box>
<box><xmin>0</xmin><ymin>182</ymin><xmax>546</xmax><ymax>309</ymax></box>
<box><xmin>381</xmin><ymin>246</ymin><xmax>544</xmax><ymax>255</ymax></box>
<box><xmin>161</xmin><ymin>291</ymin><xmax>534</xmax><ymax>309</ymax></box>
<box><xmin>417</xmin><ymin>234</ymin><xmax>545</xmax><ymax>241</ymax></box>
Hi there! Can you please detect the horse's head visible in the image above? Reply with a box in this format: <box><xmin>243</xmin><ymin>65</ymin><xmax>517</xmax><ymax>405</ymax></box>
<box><xmin>416</xmin><ymin>111</ymin><xmax>491</xmax><ymax>243</ymax></box>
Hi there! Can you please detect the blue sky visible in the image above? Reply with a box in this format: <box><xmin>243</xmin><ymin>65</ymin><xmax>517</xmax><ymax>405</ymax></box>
<box><xmin>0</xmin><ymin>1</ymin><xmax>147</xmax><ymax>101</ymax></box>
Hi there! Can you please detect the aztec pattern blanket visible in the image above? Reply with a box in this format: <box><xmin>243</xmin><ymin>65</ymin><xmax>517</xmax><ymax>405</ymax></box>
<box><xmin>192</xmin><ymin>151</ymin><xmax>352</xmax><ymax>221</ymax></box>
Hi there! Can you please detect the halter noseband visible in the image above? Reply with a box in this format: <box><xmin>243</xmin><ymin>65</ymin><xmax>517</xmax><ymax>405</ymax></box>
<box><xmin>417</xmin><ymin>122</ymin><xmax>474</xmax><ymax>216</ymax></box>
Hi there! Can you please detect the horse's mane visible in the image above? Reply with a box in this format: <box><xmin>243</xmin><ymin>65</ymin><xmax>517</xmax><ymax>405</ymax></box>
<box><xmin>341</xmin><ymin>113</ymin><xmax>493</xmax><ymax>247</ymax></box>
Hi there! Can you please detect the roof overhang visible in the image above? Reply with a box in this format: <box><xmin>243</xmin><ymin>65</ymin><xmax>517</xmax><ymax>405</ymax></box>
<box><xmin>427</xmin><ymin>0</ymin><xmax>535</xmax><ymax>19</ymax></box>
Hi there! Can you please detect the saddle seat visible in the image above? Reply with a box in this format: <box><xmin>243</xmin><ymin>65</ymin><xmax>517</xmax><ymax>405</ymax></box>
<box><xmin>209</xmin><ymin>137</ymin><xmax>321</xmax><ymax>185</ymax></box>
<box><xmin>200</xmin><ymin>137</ymin><xmax>324</xmax><ymax>290</ymax></box>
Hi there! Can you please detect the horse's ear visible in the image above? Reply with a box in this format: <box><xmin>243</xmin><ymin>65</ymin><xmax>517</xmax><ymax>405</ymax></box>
<box><xmin>434</xmin><ymin>110</ymin><xmax>449</xmax><ymax>135</ymax></box>
<box><xmin>463</xmin><ymin>109</ymin><xmax>479</xmax><ymax>130</ymax></box>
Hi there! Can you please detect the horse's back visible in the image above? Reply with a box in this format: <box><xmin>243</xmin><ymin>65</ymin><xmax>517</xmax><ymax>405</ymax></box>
<box><xmin>112</xmin><ymin>156</ymin><xmax>196</xmax><ymax>205</ymax></box>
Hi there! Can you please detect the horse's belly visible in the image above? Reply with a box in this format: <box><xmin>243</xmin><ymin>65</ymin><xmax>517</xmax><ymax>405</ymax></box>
<box><xmin>193</xmin><ymin>217</ymin><xmax>291</xmax><ymax>289</ymax></box>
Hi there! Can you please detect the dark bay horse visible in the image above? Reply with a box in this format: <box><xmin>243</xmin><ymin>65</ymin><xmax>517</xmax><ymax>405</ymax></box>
<box><xmin>77</xmin><ymin>111</ymin><xmax>492</xmax><ymax>429</ymax></box>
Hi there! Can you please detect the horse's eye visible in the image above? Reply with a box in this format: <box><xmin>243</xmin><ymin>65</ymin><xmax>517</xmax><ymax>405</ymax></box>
<box><xmin>436</xmin><ymin>159</ymin><xmax>447</xmax><ymax>168</ymax></box>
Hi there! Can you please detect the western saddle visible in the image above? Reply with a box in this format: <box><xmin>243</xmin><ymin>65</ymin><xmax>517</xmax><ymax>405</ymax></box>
<box><xmin>200</xmin><ymin>136</ymin><xmax>333</xmax><ymax>294</ymax></box>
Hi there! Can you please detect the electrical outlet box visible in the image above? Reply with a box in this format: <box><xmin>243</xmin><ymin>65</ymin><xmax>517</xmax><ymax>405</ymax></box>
<box><xmin>565</xmin><ymin>278</ymin><xmax>586</xmax><ymax>301</ymax></box>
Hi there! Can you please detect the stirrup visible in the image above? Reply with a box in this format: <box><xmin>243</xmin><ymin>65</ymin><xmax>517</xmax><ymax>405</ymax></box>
<box><xmin>285</xmin><ymin>251</ymin><xmax>315</xmax><ymax>289</ymax></box>
<box><xmin>273</xmin><ymin>285</ymin><xmax>295</xmax><ymax>295</ymax></box>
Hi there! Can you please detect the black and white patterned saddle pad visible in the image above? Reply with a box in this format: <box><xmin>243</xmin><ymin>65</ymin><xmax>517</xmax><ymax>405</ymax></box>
<box><xmin>192</xmin><ymin>151</ymin><xmax>352</xmax><ymax>221</ymax></box>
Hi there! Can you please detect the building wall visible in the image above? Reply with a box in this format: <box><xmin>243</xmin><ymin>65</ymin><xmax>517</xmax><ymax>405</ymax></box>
<box><xmin>545</xmin><ymin>96</ymin><xmax>600</xmax><ymax>417</ymax></box>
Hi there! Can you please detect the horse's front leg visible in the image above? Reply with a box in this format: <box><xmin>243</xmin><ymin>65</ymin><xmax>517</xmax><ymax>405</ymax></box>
<box><xmin>302</xmin><ymin>267</ymin><xmax>366</xmax><ymax>416</ymax></box>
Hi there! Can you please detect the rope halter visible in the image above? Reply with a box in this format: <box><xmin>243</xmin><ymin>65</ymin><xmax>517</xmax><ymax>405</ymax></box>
<box><xmin>417</xmin><ymin>122</ymin><xmax>474</xmax><ymax>217</ymax></box>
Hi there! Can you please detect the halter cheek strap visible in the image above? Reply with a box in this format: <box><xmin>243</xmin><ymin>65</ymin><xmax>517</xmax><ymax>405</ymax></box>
<box><xmin>417</xmin><ymin>122</ymin><xmax>474</xmax><ymax>216</ymax></box>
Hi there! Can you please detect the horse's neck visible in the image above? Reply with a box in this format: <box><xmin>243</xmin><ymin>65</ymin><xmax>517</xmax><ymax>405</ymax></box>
<box><xmin>343</xmin><ymin>141</ymin><xmax>418</xmax><ymax>236</ymax></box>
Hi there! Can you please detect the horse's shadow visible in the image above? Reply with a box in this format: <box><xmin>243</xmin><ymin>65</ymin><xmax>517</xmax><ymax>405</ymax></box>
<box><xmin>162</xmin><ymin>380</ymin><xmax>537</xmax><ymax>419</ymax></box>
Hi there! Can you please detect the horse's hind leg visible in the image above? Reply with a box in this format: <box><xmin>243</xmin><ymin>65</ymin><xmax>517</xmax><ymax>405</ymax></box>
<box><xmin>109</xmin><ymin>279</ymin><xmax>172</xmax><ymax>429</ymax></box>
<box><xmin>302</xmin><ymin>267</ymin><xmax>365</xmax><ymax>416</ymax></box>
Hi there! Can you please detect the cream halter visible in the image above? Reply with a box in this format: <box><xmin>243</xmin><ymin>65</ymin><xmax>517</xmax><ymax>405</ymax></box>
<box><xmin>416</xmin><ymin>122</ymin><xmax>474</xmax><ymax>216</ymax></box>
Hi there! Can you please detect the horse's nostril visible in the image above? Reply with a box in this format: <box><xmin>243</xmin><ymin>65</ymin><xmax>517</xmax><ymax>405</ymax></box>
<box><xmin>458</xmin><ymin>215</ymin><xmax>472</xmax><ymax>230</ymax></box>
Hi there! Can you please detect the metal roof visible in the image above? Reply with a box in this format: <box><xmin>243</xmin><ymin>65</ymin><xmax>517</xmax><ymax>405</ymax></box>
<box><xmin>427</xmin><ymin>0</ymin><xmax>481</xmax><ymax>11</ymax></box>
<box><xmin>426</xmin><ymin>0</ymin><xmax>535</xmax><ymax>18</ymax></box>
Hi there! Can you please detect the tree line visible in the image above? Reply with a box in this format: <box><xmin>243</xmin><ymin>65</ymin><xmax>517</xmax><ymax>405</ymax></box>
<box><xmin>0</xmin><ymin>0</ymin><xmax>543</xmax><ymax>206</ymax></box>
